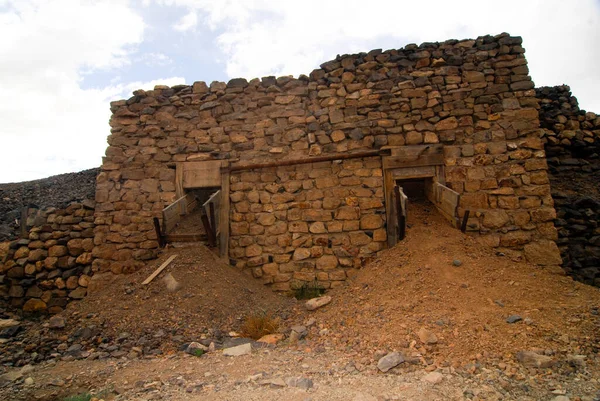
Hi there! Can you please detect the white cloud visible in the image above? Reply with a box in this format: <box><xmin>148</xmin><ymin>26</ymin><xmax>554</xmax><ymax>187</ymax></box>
<box><xmin>161</xmin><ymin>0</ymin><xmax>600</xmax><ymax>112</ymax></box>
<box><xmin>173</xmin><ymin>9</ymin><xmax>197</xmax><ymax>32</ymax></box>
<box><xmin>0</xmin><ymin>0</ymin><xmax>149</xmax><ymax>183</ymax></box>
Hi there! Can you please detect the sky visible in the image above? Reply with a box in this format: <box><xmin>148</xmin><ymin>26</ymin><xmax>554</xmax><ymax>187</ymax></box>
<box><xmin>0</xmin><ymin>0</ymin><xmax>599</xmax><ymax>183</ymax></box>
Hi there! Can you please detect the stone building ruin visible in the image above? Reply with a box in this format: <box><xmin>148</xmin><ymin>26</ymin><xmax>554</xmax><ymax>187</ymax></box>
<box><xmin>2</xmin><ymin>32</ymin><xmax>599</xmax><ymax>312</ymax></box>
<box><xmin>94</xmin><ymin>32</ymin><xmax>562</xmax><ymax>291</ymax></box>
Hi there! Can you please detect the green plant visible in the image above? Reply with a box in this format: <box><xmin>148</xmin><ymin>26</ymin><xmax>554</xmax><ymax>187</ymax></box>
<box><xmin>240</xmin><ymin>310</ymin><xmax>280</xmax><ymax>340</ymax></box>
<box><xmin>193</xmin><ymin>348</ymin><xmax>204</xmax><ymax>357</ymax></box>
<box><xmin>62</xmin><ymin>393</ymin><xmax>92</xmax><ymax>401</ymax></box>
<box><xmin>293</xmin><ymin>280</ymin><xmax>326</xmax><ymax>300</ymax></box>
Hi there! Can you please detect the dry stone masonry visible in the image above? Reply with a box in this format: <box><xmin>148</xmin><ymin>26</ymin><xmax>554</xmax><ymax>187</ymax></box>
<box><xmin>0</xmin><ymin>202</ymin><xmax>95</xmax><ymax>313</ymax></box>
<box><xmin>4</xmin><ymin>32</ymin><xmax>600</xmax><ymax>312</ymax></box>
<box><xmin>537</xmin><ymin>86</ymin><xmax>600</xmax><ymax>286</ymax></box>
<box><xmin>95</xmin><ymin>32</ymin><xmax>562</xmax><ymax>291</ymax></box>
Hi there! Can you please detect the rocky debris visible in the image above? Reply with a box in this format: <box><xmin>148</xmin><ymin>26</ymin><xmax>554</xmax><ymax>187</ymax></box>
<box><xmin>185</xmin><ymin>342</ymin><xmax>208</xmax><ymax>356</ymax></box>
<box><xmin>0</xmin><ymin>168</ymin><xmax>98</xmax><ymax>241</ymax></box>
<box><xmin>506</xmin><ymin>315</ymin><xmax>522</xmax><ymax>323</ymax></box>
<box><xmin>417</xmin><ymin>327</ymin><xmax>438</xmax><ymax>344</ymax></box>
<box><xmin>377</xmin><ymin>352</ymin><xmax>404</xmax><ymax>372</ymax></box>
<box><xmin>0</xmin><ymin>318</ymin><xmax>19</xmax><ymax>328</ymax></box>
<box><xmin>285</xmin><ymin>376</ymin><xmax>313</xmax><ymax>390</ymax></box>
<box><xmin>47</xmin><ymin>316</ymin><xmax>65</xmax><ymax>329</ymax></box>
<box><xmin>452</xmin><ymin>259</ymin><xmax>462</xmax><ymax>267</ymax></box>
<box><xmin>289</xmin><ymin>325</ymin><xmax>308</xmax><ymax>342</ymax></box>
<box><xmin>516</xmin><ymin>350</ymin><xmax>555</xmax><ymax>368</ymax></box>
<box><xmin>223</xmin><ymin>342</ymin><xmax>252</xmax><ymax>356</ymax></box>
<box><xmin>422</xmin><ymin>371</ymin><xmax>444</xmax><ymax>384</ymax></box>
<box><xmin>162</xmin><ymin>273</ymin><xmax>181</xmax><ymax>292</ymax></box>
<box><xmin>305</xmin><ymin>295</ymin><xmax>332</xmax><ymax>311</ymax></box>
<box><xmin>537</xmin><ymin>85</ymin><xmax>600</xmax><ymax>287</ymax></box>
<box><xmin>257</xmin><ymin>333</ymin><xmax>285</xmax><ymax>344</ymax></box>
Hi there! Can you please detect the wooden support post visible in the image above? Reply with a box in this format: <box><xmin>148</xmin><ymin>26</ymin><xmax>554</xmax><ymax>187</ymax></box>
<box><xmin>201</xmin><ymin>208</ymin><xmax>216</xmax><ymax>248</ymax></box>
<box><xmin>208</xmin><ymin>202</ymin><xmax>216</xmax><ymax>239</ymax></box>
<box><xmin>153</xmin><ymin>217</ymin><xmax>165</xmax><ymax>248</ymax></box>
<box><xmin>394</xmin><ymin>186</ymin><xmax>406</xmax><ymax>241</ymax></box>
<box><xmin>460</xmin><ymin>210</ymin><xmax>470</xmax><ymax>233</ymax></box>
<box><xmin>219</xmin><ymin>163</ymin><xmax>230</xmax><ymax>259</ymax></box>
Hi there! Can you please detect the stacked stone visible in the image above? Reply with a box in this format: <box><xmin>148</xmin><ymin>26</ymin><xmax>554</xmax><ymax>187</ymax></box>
<box><xmin>98</xmin><ymin>32</ymin><xmax>559</xmax><ymax>286</ymax></box>
<box><xmin>229</xmin><ymin>160</ymin><xmax>385</xmax><ymax>290</ymax></box>
<box><xmin>536</xmin><ymin>86</ymin><xmax>600</xmax><ymax>286</ymax></box>
<box><xmin>0</xmin><ymin>202</ymin><xmax>95</xmax><ymax>313</ymax></box>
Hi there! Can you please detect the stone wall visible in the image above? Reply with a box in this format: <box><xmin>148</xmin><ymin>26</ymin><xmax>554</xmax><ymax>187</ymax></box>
<box><xmin>537</xmin><ymin>85</ymin><xmax>600</xmax><ymax>285</ymax></box>
<box><xmin>96</xmin><ymin>32</ymin><xmax>560</xmax><ymax>288</ymax></box>
<box><xmin>0</xmin><ymin>201</ymin><xmax>95</xmax><ymax>313</ymax></box>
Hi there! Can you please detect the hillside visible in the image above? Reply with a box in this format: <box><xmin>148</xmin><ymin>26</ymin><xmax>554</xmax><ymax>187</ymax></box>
<box><xmin>0</xmin><ymin>168</ymin><xmax>98</xmax><ymax>240</ymax></box>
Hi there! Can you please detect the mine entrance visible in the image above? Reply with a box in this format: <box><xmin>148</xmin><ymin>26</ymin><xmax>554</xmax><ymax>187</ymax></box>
<box><xmin>383</xmin><ymin>145</ymin><xmax>461</xmax><ymax>246</ymax></box>
<box><xmin>157</xmin><ymin>161</ymin><xmax>225</xmax><ymax>252</ymax></box>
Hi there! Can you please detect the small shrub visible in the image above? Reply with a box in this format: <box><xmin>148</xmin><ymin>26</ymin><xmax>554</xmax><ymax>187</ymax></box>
<box><xmin>63</xmin><ymin>393</ymin><xmax>92</xmax><ymax>401</ymax></box>
<box><xmin>293</xmin><ymin>280</ymin><xmax>326</xmax><ymax>300</ymax></box>
<box><xmin>240</xmin><ymin>310</ymin><xmax>280</xmax><ymax>340</ymax></box>
<box><xmin>193</xmin><ymin>348</ymin><xmax>204</xmax><ymax>357</ymax></box>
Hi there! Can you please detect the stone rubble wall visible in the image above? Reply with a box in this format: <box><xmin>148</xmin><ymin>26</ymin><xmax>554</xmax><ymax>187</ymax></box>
<box><xmin>96</xmin><ymin>33</ymin><xmax>560</xmax><ymax>288</ymax></box>
<box><xmin>0</xmin><ymin>201</ymin><xmax>95</xmax><ymax>313</ymax></box>
<box><xmin>536</xmin><ymin>85</ymin><xmax>600</xmax><ymax>285</ymax></box>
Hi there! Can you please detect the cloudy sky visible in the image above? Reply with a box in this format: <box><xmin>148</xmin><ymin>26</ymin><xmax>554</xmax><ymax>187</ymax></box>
<box><xmin>0</xmin><ymin>0</ymin><xmax>599</xmax><ymax>183</ymax></box>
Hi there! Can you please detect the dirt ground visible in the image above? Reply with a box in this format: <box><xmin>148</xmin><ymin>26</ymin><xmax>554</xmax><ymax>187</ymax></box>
<box><xmin>1</xmin><ymin>201</ymin><xmax>600</xmax><ymax>401</ymax></box>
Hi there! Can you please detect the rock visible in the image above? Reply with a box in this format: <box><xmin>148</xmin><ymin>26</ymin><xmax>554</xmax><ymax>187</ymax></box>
<box><xmin>377</xmin><ymin>352</ymin><xmax>404</xmax><ymax>372</ymax></box>
<box><xmin>506</xmin><ymin>315</ymin><xmax>522</xmax><ymax>323</ymax></box>
<box><xmin>452</xmin><ymin>259</ymin><xmax>462</xmax><ymax>267</ymax></box>
<box><xmin>305</xmin><ymin>295</ymin><xmax>332</xmax><ymax>311</ymax></box>
<box><xmin>0</xmin><ymin>325</ymin><xmax>21</xmax><ymax>338</ymax></box>
<box><xmin>223</xmin><ymin>342</ymin><xmax>252</xmax><ymax>356</ymax></box>
<box><xmin>24</xmin><ymin>377</ymin><xmax>34</xmax><ymax>385</ymax></box>
<box><xmin>185</xmin><ymin>342</ymin><xmax>208</xmax><ymax>356</ymax></box>
<box><xmin>163</xmin><ymin>273</ymin><xmax>181</xmax><ymax>292</ymax></box>
<box><xmin>422</xmin><ymin>371</ymin><xmax>443</xmax><ymax>384</ymax></box>
<box><xmin>417</xmin><ymin>327</ymin><xmax>438</xmax><ymax>344</ymax></box>
<box><xmin>0</xmin><ymin>319</ymin><xmax>20</xmax><ymax>329</ymax></box>
<box><xmin>516</xmin><ymin>350</ymin><xmax>555</xmax><ymax>368</ymax></box>
<box><xmin>257</xmin><ymin>333</ymin><xmax>285</xmax><ymax>344</ymax></box>
<box><xmin>285</xmin><ymin>377</ymin><xmax>314</xmax><ymax>389</ymax></box>
<box><xmin>523</xmin><ymin>240</ymin><xmax>562</xmax><ymax>265</ymax></box>
<box><xmin>48</xmin><ymin>315</ymin><xmax>65</xmax><ymax>329</ymax></box>
<box><xmin>69</xmin><ymin>287</ymin><xmax>87</xmax><ymax>299</ymax></box>
<box><xmin>23</xmin><ymin>298</ymin><xmax>47</xmax><ymax>313</ymax></box>
<box><xmin>289</xmin><ymin>325</ymin><xmax>308</xmax><ymax>342</ymax></box>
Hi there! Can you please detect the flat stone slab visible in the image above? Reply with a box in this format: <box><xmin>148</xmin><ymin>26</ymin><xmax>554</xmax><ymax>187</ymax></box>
<box><xmin>223</xmin><ymin>342</ymin><xmax>252</xmax><ymax>356</ymax></box>
<box><xmin>305</xmin><ymin>296</ymin><xmax>332</xmax><ymax>311</ymax></box>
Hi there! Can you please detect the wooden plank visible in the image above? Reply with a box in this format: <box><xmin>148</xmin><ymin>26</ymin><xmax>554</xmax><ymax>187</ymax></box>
<box><xmin>432</xmin><ymin>182</ymin><xmax>460</xmax><ymax>227</ymax></box>
<box><xmin>164</xmin><ymin>233</ymin><xmax>207</xmax><ymax>242</ymax></box>
<box><xmin>383</xmin><ymin>153</ymin><xmax>444</xmax><ymax>169</ymax></box>
<box><xmin>391</xmin><ymin>166</ymin><xmax>436</xmax><ymax>179</ymax></box>
<box><xmin>175</xmin><ymin>163</ymin><xmax>184</xmax><ymax>198</ymax></box>
<box><xmin>219</xmin><ymin>162</ymin><xmax>230</xmax><ymax>259</ymax></box>
<box><xmin>182</xmin><ymin>161</ymin><xmax>222</xmax><ymax>188</ymax></box>
<box><xmin>142</xmin><ymin>255</ymin><xmax>177</xmax><ymax>285</ymax></box>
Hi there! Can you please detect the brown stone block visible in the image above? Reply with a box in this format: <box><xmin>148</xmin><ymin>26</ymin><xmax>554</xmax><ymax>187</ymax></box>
<box><xmin>316</xmin><ymin>255</ymin><xmax>338</xmax><ymax>270</ymax></box>
<box><xmin>482</xmin><ymin>210</ymin><xmax>509</xmax><ymax>228</ymax></box>
<box><xmin>28</xmin><ymin>249</ymin><xmax>48</xmax><ymax>262</ymax></box>
<box><xmin>349</xmin><ymin>232</ymin><xmax>371</xmax><ymax>246</ymax></box>
<box><xmin>500</xmin><ymin>231</ymin><xmax>531</xmax><ymax>247</ymax></box>
<box><xmin>524</xmin><ymin>240</ymin><xmax>562</xmax><ymax>265</ymax></box>
<box><xmin>531</xmin><ymin>208</ymin><xmax>556</xmax><ymax>223</ymax></box>
<box><xmin>460</xmin><ymin>193</ymin><xmax>488</xmax><ymax>209</ymax></box>
<box><xmin>498</xmin><ymin>196</ymin><xmax>519</xmax><ymax>209</ymax></box>
<box><xmin>360</xmin><ymin>214</ymin><xmax>383</xmax><ymax>229</ymax></box>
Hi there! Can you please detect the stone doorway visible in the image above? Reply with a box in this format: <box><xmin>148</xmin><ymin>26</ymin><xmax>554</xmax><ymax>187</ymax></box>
<box><xmin>382</xmin><ymin>145</ymin><xmax>460</xmax><ymax>247</ymax></box>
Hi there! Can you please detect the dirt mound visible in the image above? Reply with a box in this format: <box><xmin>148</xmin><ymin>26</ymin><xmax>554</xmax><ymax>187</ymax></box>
<box><xmin>0</xmin><ymin>168</ymin><xmax>98</xmax><ymax>240</ymax></box>
<box><xmin>300</xmin><ymin>201</ymin><xmax>600</xmax><ymax>368</ymax></box>
<box><xmin>62</xmin><ymin>244</ymin><xmax>293</xmax><ymax>353</ymax></box>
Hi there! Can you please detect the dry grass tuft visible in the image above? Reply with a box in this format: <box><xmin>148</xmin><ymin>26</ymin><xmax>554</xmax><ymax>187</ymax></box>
<box><xmin>240</xmin><ymin>311</ymin><xmax>280</xmax><ymax>340</ymax></box>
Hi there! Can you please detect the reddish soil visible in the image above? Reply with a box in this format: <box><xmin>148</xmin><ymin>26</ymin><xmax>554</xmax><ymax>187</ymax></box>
<box><xmin>299</xmin><ymin>200</ymin><xmax>600</xmax><ymax>367</ymax></box>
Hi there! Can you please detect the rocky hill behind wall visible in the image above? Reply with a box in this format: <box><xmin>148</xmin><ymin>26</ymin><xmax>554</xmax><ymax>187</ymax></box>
<box><xmin>0</xmin><ymin>168</ymin><xmax>99</xmax><ymax>241</ymax></box>
<box><xmin>537</xmin><ymin>85</ymin><xmax>600</xmax><ymax>286</ymax></box>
